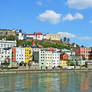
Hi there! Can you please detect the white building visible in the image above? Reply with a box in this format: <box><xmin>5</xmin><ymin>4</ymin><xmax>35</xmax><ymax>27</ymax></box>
<box><xmin>16</xmin><ymin>47</ymin><xmax>25</xmax><ymax>63</ymax></box>
<box><xmin>25</xmin><ymin>34</ymin><xmax>36</xmax><ymax>40</ymax></box>
<box><xmin>39</xmin><ymin>49</ymin><xmax>60</xmax><ymax>69</ymax></box>
<box><xmin>0</xmin><ymin>48</ymin><xmax>12</xmax><ymax>66</ymax></box>
<box><xmin>18</xmin><ymin>30</ymin><xmax>24</xmax><ymax>40</ymax></box>
<box><xmin>36</xmin><ymin>35</ymin><xmax>44</xmax><ymax>40</ymax></box>
<box><xmin>61</xmin><ymin>49</ymin><xmax>75</xmax><ymax>56</ymax></box>
<box><xmin>25</xmin><ymin>32</ymin><xmax>46</xmax><ymax>40</ymax></box>
<box><xmin>32</xmin><ymin>48</ymin><xmax>41</xmax><ymax>52</ymax></box>
<box><xmin>0</xmin><ymin>39</ymin><xmax>16</xmax><ymax>48</ymax></box>
<box><xmin>52</xmin><ymin>51</ymin><xmax>60</xmax><ymax>68</ymax></box>
<box><xmin>39</xmin><ymin>50</ymin><xmax>52</xmax><ymax>69</ymax></box>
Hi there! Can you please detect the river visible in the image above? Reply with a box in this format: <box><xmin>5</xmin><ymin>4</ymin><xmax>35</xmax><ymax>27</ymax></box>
<box><xmin>0</xmin><ymin>72</ymin><xmax>92</xmax><ymax>92</ymax></box>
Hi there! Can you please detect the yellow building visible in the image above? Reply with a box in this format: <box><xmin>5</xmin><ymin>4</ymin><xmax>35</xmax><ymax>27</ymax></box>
<box><xmin>45</xmin><ymin>34</ymin><xmax>60</xmax><ymax>42</ymax></box>
<box><xmin>25</xmin><ymin>48</ymin><xmax>32</xmax><ymax>63</ymax></box>
<box><xmin>60</xmin><ymin>60</ymin><xmax>69</xmax><ymax>67</ymax></box>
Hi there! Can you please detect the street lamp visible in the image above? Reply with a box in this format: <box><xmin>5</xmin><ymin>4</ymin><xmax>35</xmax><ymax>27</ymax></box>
<box><xmin>70</xmin><ymin>48</ymin><xmax>73</xmax><ymax>56</ymax></box>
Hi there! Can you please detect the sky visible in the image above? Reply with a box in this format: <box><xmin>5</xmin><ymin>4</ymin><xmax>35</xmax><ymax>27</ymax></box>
<box><xmin>0</xmin><ymin>0</ymin><xmax>92</xmax><ymax>47</ymax></box>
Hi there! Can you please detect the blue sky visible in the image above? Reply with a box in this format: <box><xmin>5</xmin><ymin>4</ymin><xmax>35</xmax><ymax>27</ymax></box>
<box><xmin>0</xmin><ymin>0</ymin><xmax>92</xmax><ymax>47</ymax></box>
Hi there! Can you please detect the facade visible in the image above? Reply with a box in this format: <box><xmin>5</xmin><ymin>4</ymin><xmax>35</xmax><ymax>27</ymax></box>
<box><xmin>69</xmin><ymin>56</ymin><xmax>84</xmax><ymax>65</ymax></box>
<box><xmin>0</xmin><ymin>29</ymin><xmax>16</xmax><ymax>36</ymax></box>
<box><xmin>25</xmin><ymin>48</ymin><xmax>32</xmax><ymax>63</ymax></box>
<box><xmin>60</xmin><ymin>53</ymin><xmax>69</xmax><ymax>67</ymax></box>
<box><xmin>45</xmin><ymin>34</ymin><xmax>60</xmax><ymax>41</ymax></box>
<box><xmin>39</xmin><ymin>49</ymin><xmax>60</xmax><ymax>69</ymax></box>
<box><xmin>25</xmin><ymin>34</ymin><xmax>36</xmax><ymax>40</ymax></box>
<box><xmin>60</xmin><ymin>53</ymin><xmax>68</xmax><ymax>61</ymax></box>
<box><xmin>52</xmin><ymin>51</ymin><xmax>60</xmax><ymax>68</ymax></box>
<box><xmin>12</xmin><ymin>47</ymin><xmax>25</xmax><ymax>63</ymax></box>
<box><xmin>61</xmin><ymin>49</ymin><xmax>75</xmax><ymax>56</ymax></box>
<box><xmin>75</xmin><ymin>48</ymin><xmax>92</xmax><ymax>60</ymax></box>
<box><xmin>32</xmin><ymin>52</ymin><xmax>39</xmax><ymax>63</ymax></box>
<box><xmin>25</xmin><ymin>32</ymin><xmax>44</xmax><ymax>40</ymax></box>
<box><xmin>0</xmin><ymin>39</ymin><xmax>16</xmax><ymax>48</ymax></box>
<box><xmin>60</xmin><ymin>60</ymin><xmax>69</xmax><ymax>67</ymax></box>
<box><xmin>0</xmin><ymin>48</ymin><xmax>12</xmax><ymax>66</ymax></box>
<box><xmin>18</xmin><ymin>30</ymin><xmax>24</xmax><ymax>40</ymax></box>
<box><xmin>85</xmin><ymin>61</ymin><xmax>92</xmax><ymax>69</ymax></box>
<box><xmin>12</xmin><ymin>47</ymin><xmax>32</xmax><ymax>63</ymax></box>
<box><xmin>39</xmin><ymin>50</ymin><xmax>52</xmax><ymax>69</ymax></box>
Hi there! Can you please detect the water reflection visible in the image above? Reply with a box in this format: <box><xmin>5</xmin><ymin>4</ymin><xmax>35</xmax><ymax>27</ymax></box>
<box><xmin>0</xmin><ymin>72</ymin><xmax>92</xmax><ymax>92</ymax></box>
<box><xmin>80</xmin><ymin>73</ymin><xmax>89</xmax><ymax>91</ymax></box>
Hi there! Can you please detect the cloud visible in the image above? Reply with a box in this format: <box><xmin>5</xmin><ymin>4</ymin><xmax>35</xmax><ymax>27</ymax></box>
<box><xmin>58</xmin><ymin>32</ymin><xmax>92</xmax><ymax>41</ymax></box>
<box><xmin>37</xmin><ymin>1</ymin><xmax>43</xmax><ymax>6</ymax></box>
<box><xmin>58</xmin><ymin>32</ymin><xmax>76</xmax><ymax>38</ymax></box>
<box><xmin>66</xmin><ymin>0</ymin><xmax>92</xmax><ymax>9</ymax></box>
<box><xmin>78</xmin><ymin>36</ymin><xmax>92</xmax><ymax>40</ymax></box>
<box><xmin>89</xmin><ymin>20</ymin><xmax>92</xmax><ymax>23</ymax></box>
<box><xmin>62</xmin><ymin>13</ymin><xmax>84</xmax><ymax>21</ymax></box>
<box><xmin>38</xmin><ymin>10</ymin><xmax>61</xmax><ymax>24</ymax></box>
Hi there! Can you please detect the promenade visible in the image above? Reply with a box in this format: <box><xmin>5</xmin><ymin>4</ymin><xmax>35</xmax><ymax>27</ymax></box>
<box><xmin>0</xmin><ymin>69</ymin><xmax>92</xmax><ymax>74</ymax></box>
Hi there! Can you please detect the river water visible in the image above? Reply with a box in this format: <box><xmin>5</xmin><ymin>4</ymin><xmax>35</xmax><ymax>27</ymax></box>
<box><xmin>0</xmin><ymin>72</ymin><xmax>92</xmax><ymax>92</ymax></box>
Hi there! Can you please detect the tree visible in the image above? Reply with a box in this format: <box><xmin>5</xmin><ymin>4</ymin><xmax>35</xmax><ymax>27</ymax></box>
<box><xmin>67</xmin><ymin>38</ymin><xmax>70</xmax><ymax>42</ymax></box>
<box><xmin>63</xmin><ymin>37</ymin><xmax>67</xmax><ymax>42</ymax></box>
<box><xmin>60</xmin><ymin>38</ymin><xmax>63</xmax><ymax>43</ymax></box>
<box><xmin>28</xmin><ymin>61</ymin><xmax>32</xmax><ymax>69</ymax></box>
<box><xmin>4</xmin><ymin>57</ymin><xmax>10</xmax><ymax>67</ymax></box>
<box><xmin>19</xmin><ymin>61</ymin><xmax>24</xmax><ymax>66</ymax></box>
<box><xmin>81</xmin><ymin>45</ymin><xmax>85</xmax><ymax>48</ymax></box>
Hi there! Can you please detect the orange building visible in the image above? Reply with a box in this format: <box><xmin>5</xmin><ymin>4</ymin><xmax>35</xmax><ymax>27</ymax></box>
<box><xmin>60</xmin><ymin>53</ymin><xmax>68</xmax><ymax>61</ymax></box>
<box><xmin>12</xmin><ymin>48</ymin><xmax>16</xmax><ymax>62</ymax></box>
<box><xmin>75</xmin><ymin>48</ymin><xmax>92</xmax><ymax>60</ymax></box>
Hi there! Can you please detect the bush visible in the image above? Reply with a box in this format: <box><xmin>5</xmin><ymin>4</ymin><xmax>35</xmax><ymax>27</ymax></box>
<box><xmin>2</xmin><ymin>67</ymin><xmax>18</xmax><ymax>69</ymax></box>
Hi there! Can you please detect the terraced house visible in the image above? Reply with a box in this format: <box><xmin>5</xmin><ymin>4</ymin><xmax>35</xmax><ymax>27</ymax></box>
<box><xmin>39</xmin><ymin>48</ymin><xmax>60</xmax><ymax>69</ymax></box>
<box><xmin>12</xmin><ymin>47</ymin><xmax>32</xmax><ymax>63</ymax></box>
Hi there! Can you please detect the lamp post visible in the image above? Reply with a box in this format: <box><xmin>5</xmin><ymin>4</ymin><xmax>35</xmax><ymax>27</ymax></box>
<box><xmin>70</xmin><ymin>48</ymin><xmax>73</xmax><ymax>56</ymax></box>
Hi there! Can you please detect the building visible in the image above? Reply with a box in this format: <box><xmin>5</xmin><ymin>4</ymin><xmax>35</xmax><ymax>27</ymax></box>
<box><xmin>60</xmin><ymin>60</ymin><xmax>69</xmax><ymax>67</ymax></box>
<box><xmin>85</xmin><ymin>60</ymin><xmax>92</xmax><ymax>69</ymax></box>
<box><xmin>61</xmin><ymin>49</ymin><xmax>75</xmax><ymax>56</ymax></box>
<box><xmin>39</xmin><ymin>50</ymin><xmax>52</xmax><ymax>69</ymax></box>
<box><xmin>60</xmin><ymin>53</ymin><xmax>68</xmax><ymax>61</ymax></box>
<box><xmin>39</xmin><ymin>48</ymin><xmax>60</xmax><ymax>69</ymax></box>
<box><xmin>12</xmin><ymin>47</ymin><xmax>25</xmax><ymax>63</ymax></box>
<box><xmin>25</xmin><ymin>32</ymin><xmax>44</xmax><ymax>40</ymax></box>
<box><xmin>25</xmin><ymin>48</ymin><xmax>32</xmax><ymax>63</ymax></box>
<box><xmin>18</xmin><ymin>30</ymin><xmax>24</xmax><ymax>40</ymax></box>
<box><xmin>60</xmin><ymin>53</ymin><xmax>69</xmax><ymax>67</ymax></box>
<box><xmin>75</xmin><ymin>48</ymin><xmax>92</xmax><ymax>60</ymax></box>
<box><xmin>12</xmin><ymin>47</ymin><xmax>32</xmax><ymax>63</ymax></box>
<box><xmin>0</xmin><ymin>29</ymin><xmax>16</xmax><ymax>36</ymax></box>
<box><xmin>69</xmin><ymin>56</ymin><xmax>85</xmax><ymax>66</ymax></box>
<box><xmin>0</xmin><ymin>48</ymin><xmax>12</xmax><ymax>66</ymax></box>
<box><xmin>48</xmin><ymin>48</ymin><xmax>60</xmax><ymax>68</ymax></box>
<box><xmin>0</xmin><ymin>39</ymin><xmax>16</xmax><ymax>48</ymax></box>
<box><xmin>52</xmin><ymin>51</ymin><xmax>60</xmax><ymax>68</ymax></box>
<box><xmin>45</xmin><ymin>34</ymin><xmax>60</xmax><ymax>42</ymax></box>
<box><xmin>73</xmin><ymin>43</ymin><xmax>77</xmax><ymax>48</ymax></box>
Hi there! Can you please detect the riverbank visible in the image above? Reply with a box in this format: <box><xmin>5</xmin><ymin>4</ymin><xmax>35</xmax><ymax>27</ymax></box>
<box><xmin>0</xmin><ymin>69</ymin><xmax>92</xmax><ymax>74</ymax></box>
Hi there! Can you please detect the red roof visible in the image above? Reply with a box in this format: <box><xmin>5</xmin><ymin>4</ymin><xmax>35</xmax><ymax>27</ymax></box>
<box><xmin>33</xmin><ymin>32</ymin><xmax>42</xmax><ymax>35</ymax></box>
<box><xmin>48</xmin><ymin>48</ymin><xmax>55</xmax><ymax>51</ymax></box>
<box><xmin>25</xmin><ymin>32</ymin><xmax>43</xmax><ymax>36</ymax></box>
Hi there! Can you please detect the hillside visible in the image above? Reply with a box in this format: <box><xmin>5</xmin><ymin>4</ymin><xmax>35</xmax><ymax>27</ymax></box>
<box><xmin>17</xmin><ymin>40</ymin><xmax>79</xmax><ymax>49</ymax></box>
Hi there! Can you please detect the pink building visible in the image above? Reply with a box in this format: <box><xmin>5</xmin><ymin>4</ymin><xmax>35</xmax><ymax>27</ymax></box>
<box><xmin>75</xmin><ymin>48</ymin><xmax>92</xmax><ymax>60</ymax></box>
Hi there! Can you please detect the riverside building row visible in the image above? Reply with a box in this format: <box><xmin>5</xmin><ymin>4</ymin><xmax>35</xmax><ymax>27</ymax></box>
<box><xmin>0</xmin><ymin>38</ymin><xmax>92</xmax><ymax>69</ymax></box>
<box><xmin>0</xmin><ymin>47</ymin><xmax>61</xmax><ymax>69</ymax></box>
